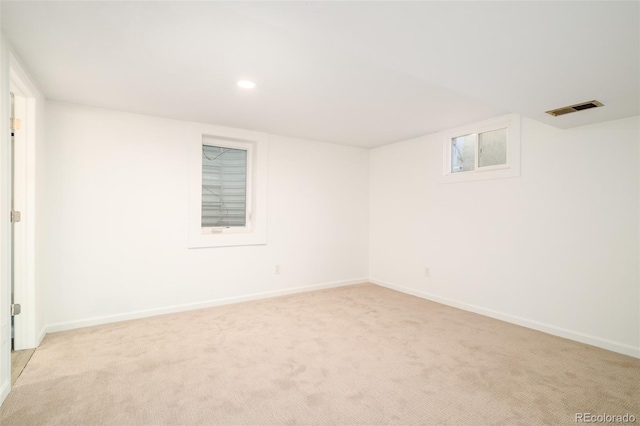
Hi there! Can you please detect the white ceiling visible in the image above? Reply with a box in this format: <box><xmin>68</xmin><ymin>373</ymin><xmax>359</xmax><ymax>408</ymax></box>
<box><xmin>1</xmin><ymin>1</ymin><xmax>638</xmax><ymax>148</ymax></box>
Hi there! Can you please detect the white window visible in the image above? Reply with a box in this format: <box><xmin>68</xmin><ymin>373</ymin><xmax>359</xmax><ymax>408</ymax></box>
<box><xmin>188</xmin><ymin>123</ymin><xmax>268</xmax><ymax>248</ymax></box>
<box><xmin>442</xmin><ymin>114</ymin><xmax>521</xmax><ymax>183</ymax></box>
<box><xmin>201</xmin><ymin>138</ymin><xmax>252</xmax><ymax>233</ymax></box>
<box><xmin>451</xmin><ymin>127</ymin><xmax>507</xmax><ymax>173</ymax></box>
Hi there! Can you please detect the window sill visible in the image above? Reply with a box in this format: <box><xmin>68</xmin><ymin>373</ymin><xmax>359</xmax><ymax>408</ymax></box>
<box><xmin>440</xmin><ymin>165</ymin><xmax>519</xmax><ymax>184</ymax></box>
<box><xmin>189</xmin><ymin>229</ymin><xmax>267</xmax><ymax>249</ymax></box>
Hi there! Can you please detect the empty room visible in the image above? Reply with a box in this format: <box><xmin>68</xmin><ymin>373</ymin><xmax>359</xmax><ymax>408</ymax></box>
<box><xmin>0</xmin><ymin>1</ymin><xmax>638</xmax><ymax>425</ymax></box>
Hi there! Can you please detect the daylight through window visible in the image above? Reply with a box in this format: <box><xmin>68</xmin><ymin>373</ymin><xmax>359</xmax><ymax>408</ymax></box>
<box><xmin>450</xmin><ymin>128</ymin><xmax>507</xmax><ymax>174</ymax></box>
<box><xmin>201</xmin><ymin>144</ymin><xmax>248</xmax><ymax>228</ymax></box>
<box><xmin>441</xmin><ymin>114</ymin><xmax>520</xmax><ymax>184</ymax></box>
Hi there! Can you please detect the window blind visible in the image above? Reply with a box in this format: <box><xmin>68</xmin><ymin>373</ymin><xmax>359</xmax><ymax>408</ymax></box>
<box><xmin>202</xmin><ymin>145</ymin><xmax>247</xmax><ymax>227</ymax></box>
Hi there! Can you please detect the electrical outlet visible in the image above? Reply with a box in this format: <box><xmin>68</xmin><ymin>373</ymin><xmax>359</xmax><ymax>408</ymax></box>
<box><xmin>425</xmin><ymin>267</ymin><xmax>431</xmax><ymax>277</ymax></box>
<box><xmin>275</xmin><ymin>264</ymin><xmax>281</xmax><ymax>275</ymax></box>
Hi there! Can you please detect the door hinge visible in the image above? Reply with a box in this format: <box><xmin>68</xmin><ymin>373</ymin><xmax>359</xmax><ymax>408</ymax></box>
<box><xmin>11</xmin><ymin>304</ymin><xmax>21</xmax><ymax>316</ymax></box>
<box><xmin>10</xmin><ymin>211</ymin><xmax>21</xmax><ymax>223</ymax></box>
<box><xmin>10</xmin><ymin>118</ymin><xmax>21</xmax><ymax>132</ymax></box>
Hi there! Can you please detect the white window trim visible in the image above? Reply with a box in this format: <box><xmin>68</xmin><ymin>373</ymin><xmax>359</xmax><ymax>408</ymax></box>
<box><xmin>201</xmin><ymin>137</ymin><xmax>253</xmax><ymax>235</ymax></box>
<box><xmin>188</xmin><ymin>123</ymin><xmax>268</xmax><ymax>248</ymax></box>
<box><xmin>441</xmin><ymin>113</ymin><xmax>521</xmax><ymax>184</ymax></box>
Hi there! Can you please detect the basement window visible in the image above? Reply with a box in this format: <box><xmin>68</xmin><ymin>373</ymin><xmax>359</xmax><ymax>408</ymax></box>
<box><xmin>201</xmin><ymin>139</ymin><xmax>251</xmax><ymax>233</ymax></box>
<box><xmin>188</xmin><ymin>123</ymin><xmax>268</xmax><ymax>248</ymax></box>
<box><xmin>451</xmin><ymin>128</ymin><xmax>507</xmax><ymax>173</ymax></box>
<box><xmin>442</xmin><ymin>114</ymin><xmax>521</xmax><ymax>184</ymax></box>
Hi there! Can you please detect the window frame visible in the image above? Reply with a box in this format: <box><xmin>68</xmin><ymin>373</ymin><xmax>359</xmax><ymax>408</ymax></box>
<box><xmin>201</xmin><ymin>137</ymin><xmax>253</xmax><ymax>234</ymax></box>
<box><xmin>188</xmin><ymin>123</ymin><xmax>268</xmax><ymax>248</ymax></box>
<box><xmin>441</xmin><ymin>114</ymin><xmax>521</xmax><ymax>184</ymax></box>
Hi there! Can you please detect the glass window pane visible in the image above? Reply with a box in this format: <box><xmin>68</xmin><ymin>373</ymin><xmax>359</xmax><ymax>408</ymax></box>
<box><xmin>202</xmin><ymin>145</ymin><xmax>247</xmax><ymax>227</ymax></box>
<box><xmin>451</xmin><ymin>134</ymin><xmax>475</xmax><ymax>173</ymax></box>
<box><xmin>478</xmin><ymin>128</ymin><xmax>507</xmax><ymax>167</ymax></box>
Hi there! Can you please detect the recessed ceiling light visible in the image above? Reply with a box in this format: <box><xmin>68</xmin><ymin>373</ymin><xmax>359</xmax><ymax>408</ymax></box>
<box><xmin>237</xmin><ymin>80</ymin><xmax>256</xmax><ymax>89</ymax></box>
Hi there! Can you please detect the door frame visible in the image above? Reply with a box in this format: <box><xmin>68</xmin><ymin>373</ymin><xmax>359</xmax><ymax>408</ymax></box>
<box><xmin>1</xmin><ymin>41</ymin><xmax>42</xmax><ymax>405</ymax></box>
<box><xmin>9</xmin><ymin>56</ymin><xmax>38</xmax><ymax>351</ymax></box>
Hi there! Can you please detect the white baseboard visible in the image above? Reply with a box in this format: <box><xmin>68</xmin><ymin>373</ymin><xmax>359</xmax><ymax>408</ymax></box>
<box><xmin>0</xmin><ymin>379</ymin><xmax>9</xmax><ymax>406</ymax></box>
<box><xmin>46</xmin><ymin>278</ymin><xmax>367</xmax><ymax>334</ymax></box>
<box><xmin>371</xmin><ymin>279</ymin><xmax>640</xmax><ymax>359</ymax></box>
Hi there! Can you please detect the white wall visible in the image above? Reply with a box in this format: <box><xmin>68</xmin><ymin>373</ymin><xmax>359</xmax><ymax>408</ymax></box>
<box><xmin>44</xmin><ymin>102</ymin><xmax>369</xmax><ymax>330</ymax></box>
<box><xmin>34</xmin><ymin>75</ymin><xmax>46</xmax><ymax>345</ymax></box>
<box><xmin>369</xmin><ymin>116</ymin><xmax>640</xmax><ymax>357</ymax></box>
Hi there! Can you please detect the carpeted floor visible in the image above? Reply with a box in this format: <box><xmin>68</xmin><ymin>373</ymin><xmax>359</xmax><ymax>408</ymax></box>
<box><xmin>1</xmin><ymin>284</ymin><xmax>638</xmax><ymax>425</ymax></box>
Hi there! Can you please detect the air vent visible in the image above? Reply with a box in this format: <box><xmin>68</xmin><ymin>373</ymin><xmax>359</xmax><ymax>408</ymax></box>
<box><xmin>546</xmin><ymin>100</ymin><xmax>603</xmax><ymax>117</ymax></box>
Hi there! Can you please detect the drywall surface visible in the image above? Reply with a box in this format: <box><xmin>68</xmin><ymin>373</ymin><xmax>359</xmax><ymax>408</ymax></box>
<box><xmin>369</xmin><ymin>116</ymin><xmax>640</xmax><ymax>356</ymax></box>
<box><xmin>44</xmin><ymin>102</ymin><xmax>369</xmax><ymax>329</ymax></box>
<box><xmin>34</xmin><ymin>80</ymin><xmax>46</xmax><ymax>345</ymax></box>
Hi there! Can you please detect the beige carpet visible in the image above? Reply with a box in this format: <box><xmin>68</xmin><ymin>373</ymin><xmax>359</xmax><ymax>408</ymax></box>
<box><xmin>1</xmin><ymin>284</ymin><xmax>638</xmax><ymax>425</ymax></box>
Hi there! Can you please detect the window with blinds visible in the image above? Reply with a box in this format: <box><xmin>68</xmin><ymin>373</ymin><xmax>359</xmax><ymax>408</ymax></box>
<box><xmin>188</xmin><ymin>124</ymin><xmax>267</xmax><ymax>248</ymax></box>
<box><xmin>201</xmin><ymin>143</ymin><xmax>249</xmax><ymax>228</ymax></box>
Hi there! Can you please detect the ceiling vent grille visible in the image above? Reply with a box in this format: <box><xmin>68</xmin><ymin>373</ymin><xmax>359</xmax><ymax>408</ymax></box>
<box><xmin>546</xmin><ymin>100</ymin><xmax>604</xmax><ymax>116</ymax></box>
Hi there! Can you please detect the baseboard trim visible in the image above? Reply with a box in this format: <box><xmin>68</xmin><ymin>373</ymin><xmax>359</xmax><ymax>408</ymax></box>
<box><xmin>0</xmin><ymin>379</ymin><xmax>9</xmax><ymax>406</ymax></box>
<box><xmin>371</xmin><ymin>279</ymin><xmax>640</xmax><ymax>359</ymax></box>
<box><xmin>46</xmin><ymin>278</ymin><xmax>367</xmax><ymax>334</ymax></box>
